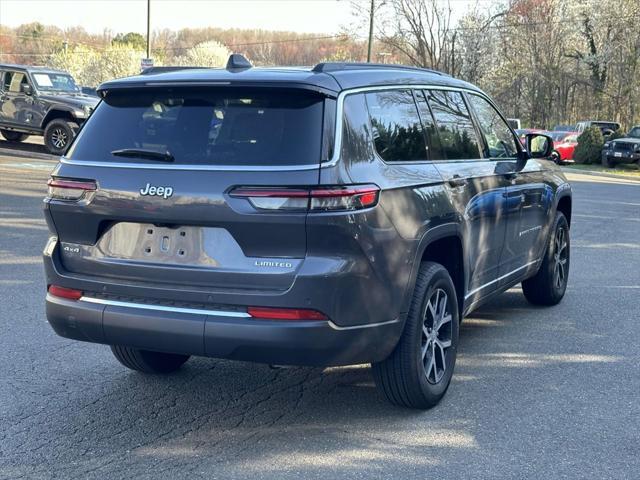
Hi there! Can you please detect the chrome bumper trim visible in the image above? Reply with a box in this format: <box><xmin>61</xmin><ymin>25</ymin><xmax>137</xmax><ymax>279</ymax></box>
<box><xmin>79</xmin><ymin>296</ymin><xmax>250</xmax><ymax>318</ymax></box>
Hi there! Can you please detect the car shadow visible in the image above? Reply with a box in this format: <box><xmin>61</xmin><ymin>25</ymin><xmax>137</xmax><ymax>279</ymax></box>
<box><xmin>9</xmin><ymin>286</ymin><xmax>620</xmax><ymax>477</ymax></box>
<box><xmin>0</xmin><ymin>138</ymin><xmax>57</xmax><ymax>160</ymax></box>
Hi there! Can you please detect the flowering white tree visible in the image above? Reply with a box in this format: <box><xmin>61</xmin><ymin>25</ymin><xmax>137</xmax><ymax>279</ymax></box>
<box><xmin>47</xmin><ymin>46</ymin><xmax>97</xmax><ymax>85</ymax></box>
<box><xmin>175</xmin><ymin>40</ymin><xmax>231</xmax><ymax>67</ymax></box>
<box><xmin>48</xmin><ymin>43</ymin><xmax>146</xmax><ymax>86</ymax></box>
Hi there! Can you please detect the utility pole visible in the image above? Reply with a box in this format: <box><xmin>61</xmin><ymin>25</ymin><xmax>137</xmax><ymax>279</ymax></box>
<box><xmin>366</xmin><ymin>0</ymin><xmax>374</xmax><ymax>63</ymax></box>
<box><xmin>146</xmin><ymin>0</ymin><xmax>151</xmax><ymax>59</ymax></box>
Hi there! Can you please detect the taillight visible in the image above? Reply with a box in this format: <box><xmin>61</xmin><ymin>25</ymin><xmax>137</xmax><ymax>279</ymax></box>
<box><xmin>230</xmin><ymin>184</ymin><xmax>380</xmax><ymax>212</ymax></box>
<box><xmin>248</xmin><ymin>306</ymin><xmax>328</xmax><ymax>321</ymax></box>
<box><xmin>229</xmin><ymin>188</ymin><xmax>309</xmax><ymax>211</ymax></box>
<box><xmin>47</xmin><ymin>178</ymin><xmax>96</xmax><ymax>201</ymax></box>
<box><xmin>310</xmin><ymin>186</ymin><xmax>379</xmax><ymax>211</ymax></box>
<box><xmin>48</xmin><ymin>285</ymin><xmax>83</xmax><ymax>301</ymax></box>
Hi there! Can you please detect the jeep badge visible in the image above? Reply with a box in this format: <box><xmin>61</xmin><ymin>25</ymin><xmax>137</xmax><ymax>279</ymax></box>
<box><xmin>139</xmin><ymin>183</ymin><xmax>173</xmax><ymax>199</ymax></box>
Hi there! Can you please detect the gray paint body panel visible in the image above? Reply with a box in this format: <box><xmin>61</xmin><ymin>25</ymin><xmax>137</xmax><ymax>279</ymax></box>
<box><xmin>43</xmin><ymin>69</ymin><xmax>571</xmax><ymax>366</ymax></box>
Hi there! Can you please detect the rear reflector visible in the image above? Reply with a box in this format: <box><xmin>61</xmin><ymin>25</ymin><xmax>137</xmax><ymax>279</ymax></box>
<box><xmin>230</xmin><ymin>184</ymin><xmax>379</xmax><ymax>212</ymax></box>
<box><xmin>48</xmin><ymin>285</ymin><xmax>83</xmax><ymax>301</ymax></box>
<box><xmin>248</xmin><ymin>306</ymin><xmax>328</xmax><ymax>321</ymax></box>
<box><xmin>47</xmin><ymin>178</ymin><xmax>96</xmax><ymax>201</ymax></box>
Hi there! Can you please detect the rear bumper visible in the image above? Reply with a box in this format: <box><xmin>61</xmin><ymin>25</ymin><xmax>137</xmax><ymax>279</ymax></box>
<box><xmin>43</xmin><ymin>227</ymin><xmax>408</xmax><ymax>330</ymax></box>
<box><xmin>46</xmin><ymin>294</ymin><xmax>403</xmax><ymax>366</ymax></box>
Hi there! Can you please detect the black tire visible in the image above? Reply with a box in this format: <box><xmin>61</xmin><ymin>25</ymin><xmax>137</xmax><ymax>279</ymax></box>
<box><xmin>372</xmin><ymin>262</ymin><xmax>459</xmax><ymax>409</ymax></box>
<box><xmin>0</xmin><ymin>129</ymin><xmax>29</xmax><ymax>142</ymax></box>
<box><xmin>550</xmin><ymin>150</ymin><xmax>561</xmax><ymax>164</ymax></box>
<box><xmin>44</xmin><ymin>119</ymin><xmax>78</xmax><ymax>155</ymax></box>
<box><xmin>601</xmin><ymin>153</ymin><xmax>614</xmax><ymax>168</ymax></box>
<box><xmin>522</xmin><ymin>211</ymin><xmax>570</xmax><ymax>306</ymax></box>
<box><xmin>110</xmin><ymin>345</ymin><xmax>190</xmax><ymax>374</ymax></box>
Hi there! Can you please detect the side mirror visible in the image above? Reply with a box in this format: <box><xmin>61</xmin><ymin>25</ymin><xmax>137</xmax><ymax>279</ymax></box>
<box><xmin>525</xmin><ymin>133</ymin><xmax>553</xmax><ymax>159</ymax></box>
<box><xmin>21</xmin><ymin>84</ymin><xmax>33</xmax><ymax>95</ymax></box>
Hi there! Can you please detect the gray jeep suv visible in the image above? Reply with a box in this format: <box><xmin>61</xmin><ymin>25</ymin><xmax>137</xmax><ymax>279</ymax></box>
<box><xmin>43</xmin><ymin>56</ymin><xmax>572</xmax><ymax>409</ymax></box>
<box><xmin>0</xmin><ymin>64</ymin><xmax>98</xmax><ymax>154</ymax></box>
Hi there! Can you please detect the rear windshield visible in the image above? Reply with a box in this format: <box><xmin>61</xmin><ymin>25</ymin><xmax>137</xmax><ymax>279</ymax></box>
<box><xmin>68</xmin><ymin>88</ymin><xmax>324</xmax><ymax>166</ymax></box>
<box><xmin>593</xmin><ymin>122</ymin><xmax>620</xmax><ymax>131</ymax></box>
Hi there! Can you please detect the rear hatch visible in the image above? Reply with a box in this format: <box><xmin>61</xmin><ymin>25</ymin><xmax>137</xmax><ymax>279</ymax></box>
<box><xmin>46</xmin><ymin>86</ymin><xmax>330</xmax><ymax>292</ymax></box>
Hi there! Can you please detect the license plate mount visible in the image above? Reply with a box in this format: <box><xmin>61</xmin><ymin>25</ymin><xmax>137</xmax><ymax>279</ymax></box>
<box><xmin>141</xmin><ymin>225</ymin><xmax>198</xmax><ymax>261</ymax></box>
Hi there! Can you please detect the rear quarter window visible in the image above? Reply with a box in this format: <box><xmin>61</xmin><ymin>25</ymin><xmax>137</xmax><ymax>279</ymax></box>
<box><xmin>67</xmin><ymin>88</ymin><xmax>324</xmax><ymax>167</ymax></box>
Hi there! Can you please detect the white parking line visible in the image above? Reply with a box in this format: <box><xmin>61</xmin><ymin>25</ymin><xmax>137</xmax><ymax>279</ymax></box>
<box><xmin>0</xmin><ymin>161</ymin><xmax>56</xmax><ymax>171</ymax></box>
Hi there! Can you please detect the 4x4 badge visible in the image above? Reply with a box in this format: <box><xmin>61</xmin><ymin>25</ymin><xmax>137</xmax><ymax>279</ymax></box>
<box><xmin>139</xmin><ymin>183</ymin><xmax>173</xmax><ymax>199</ymax></box>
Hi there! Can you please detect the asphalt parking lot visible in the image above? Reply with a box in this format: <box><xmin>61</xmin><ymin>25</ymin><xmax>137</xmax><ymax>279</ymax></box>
<box><xmin>1</xmin><ymin>153</ymin><xmax>639</xmax><ymax>479</ymax></box>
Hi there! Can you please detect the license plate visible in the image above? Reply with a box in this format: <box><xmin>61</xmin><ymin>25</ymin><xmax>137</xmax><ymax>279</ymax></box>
<box><xmin>614</xmin><ymin>152</ymin><xmax>622</xmax><ymax>157</ymax></box>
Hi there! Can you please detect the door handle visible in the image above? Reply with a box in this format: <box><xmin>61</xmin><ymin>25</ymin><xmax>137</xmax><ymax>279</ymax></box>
<box><xmin>448</xmin><ymin>175</ymin><xmax>468</xmax><ymax>188</ymax></box>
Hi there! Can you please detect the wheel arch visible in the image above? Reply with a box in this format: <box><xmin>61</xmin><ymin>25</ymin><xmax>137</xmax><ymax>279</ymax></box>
<box><xmin>402</xmin><ymin>223</ymin><xmax>467</xmax><ymax>319</ymax></box>
<box><xmin>556</xmin><ymin>191</ymin><xmax>572</xmax><ymax>227</ymax></box>
<box><xmin>42</xmin><ymin>107</ymin><xmax>76</xmax><ymax>128</ymax></box>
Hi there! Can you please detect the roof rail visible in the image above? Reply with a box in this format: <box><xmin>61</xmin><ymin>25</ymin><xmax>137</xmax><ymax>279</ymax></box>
<box><xmin>311</xmin><ymin>62</ymin><xmax>448</xmax><ymax>76</ymax></box>
<box><xmin>141</xmin><ymin>66</ymin><xmax>204</xmax><ymax>75</ymax></box>
<box><xmin>226</xmin><ymin>53</ymin><xmax>252</xmax><ymax>71</ymax></box>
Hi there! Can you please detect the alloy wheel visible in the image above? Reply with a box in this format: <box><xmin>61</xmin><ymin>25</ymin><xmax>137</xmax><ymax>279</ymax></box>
<box><xmin>553</xmin><ymin>225</ymin><xmax>568</xmax><ymax>289</ymax></box>
<box><xmin>51</xmin><ymin>128</ymin><xmax>68</xmax><ymax>149</ymax></box>
<box><xmin>421</xmin><ymin>288</ymin><xmax>453</xmax><ymax>384</ymax></box>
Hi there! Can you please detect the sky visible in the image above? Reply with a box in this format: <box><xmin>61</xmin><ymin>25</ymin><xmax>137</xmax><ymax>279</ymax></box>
<box><xmin>0</xmin><ymin>0</ymin><xmax>355</xmax><ymax>35</ymax></box>
<box><xmin>0</xmin><ymin>0</ymin><xmax>480</xmax><ymax>36</ymax></box>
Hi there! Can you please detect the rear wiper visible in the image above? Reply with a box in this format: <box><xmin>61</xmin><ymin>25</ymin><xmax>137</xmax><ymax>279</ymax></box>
<box><xmin>111</xmin><ymin>148</ymin><xmax>174</xmax><ymax>162</ymax></box>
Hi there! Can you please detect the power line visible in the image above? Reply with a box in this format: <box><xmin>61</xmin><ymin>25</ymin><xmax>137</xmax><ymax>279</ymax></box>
<box><xmin>0</xmin><ymin>33</ymin><xmax>353</xmax><ymax>57</ymax></box>
<box><xmin>0</xmin><ymin>32</ymin><xmax>109</xmax><ymax>48</ymax></box>
<box><xmin>1</xmin><ymin>12</ymin><xmax>639</xmax><ymax>58</ymax></box>
<box><xmin>153</xmin><ymin>34</ymin><xmax>348</xmax><ymax>52</ymax></box>
<box><xmin>228</xmin><ymin>34</ymin><xmax>348</xmax><ymax>47</ymax></box>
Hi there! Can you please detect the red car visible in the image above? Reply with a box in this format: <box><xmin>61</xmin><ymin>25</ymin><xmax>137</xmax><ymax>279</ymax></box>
<box><xmin>548</xmin><ymin>131</ymin><xmax>578</xmax><ymax>164</ymax></box>
<box><xmin>514</xmin><ymin>128</ymin><xmax>544</xmax><ymax>147</ymax></box>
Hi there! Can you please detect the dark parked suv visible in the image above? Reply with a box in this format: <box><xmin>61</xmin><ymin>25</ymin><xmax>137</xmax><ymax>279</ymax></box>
<box><xmin>0</xmin><ymin>64</ymin><xmax>98</xmax><ymax>154</ymax></box>
<box><xmin>601</xmin><ymin>125</ymin><xmax>640</xmax><ymax>167</ymax></box>
<box><xmin>43</xmin><ymin>56</ymin><xmax>572</xmax><ymax>409</ymax></box>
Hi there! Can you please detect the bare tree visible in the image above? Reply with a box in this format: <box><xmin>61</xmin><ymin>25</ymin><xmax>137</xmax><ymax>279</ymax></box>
<box><xmin>378</xmin><ymin>0</ymin><xmax>455</xmax><ymax>72</ymax></box>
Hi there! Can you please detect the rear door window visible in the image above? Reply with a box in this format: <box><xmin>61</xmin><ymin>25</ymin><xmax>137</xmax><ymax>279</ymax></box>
<box><xmin>68</xmin><ymin>88</ymin><xmax>324</xmax><ymax>166</ymax></box>
<box><xmin>365</xmin><ymin>89</ymin><xmax>427</xmax><ymax>162</ymax></box>
<box><xmin>426</xmin><ymin>90</ymin><xmax>482</xmax><ymax>160</ymax></box>
<box><xmin>414</xmin><ymin>90</ymin><xmax>444</xmax><ymax>160</ymax></box>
